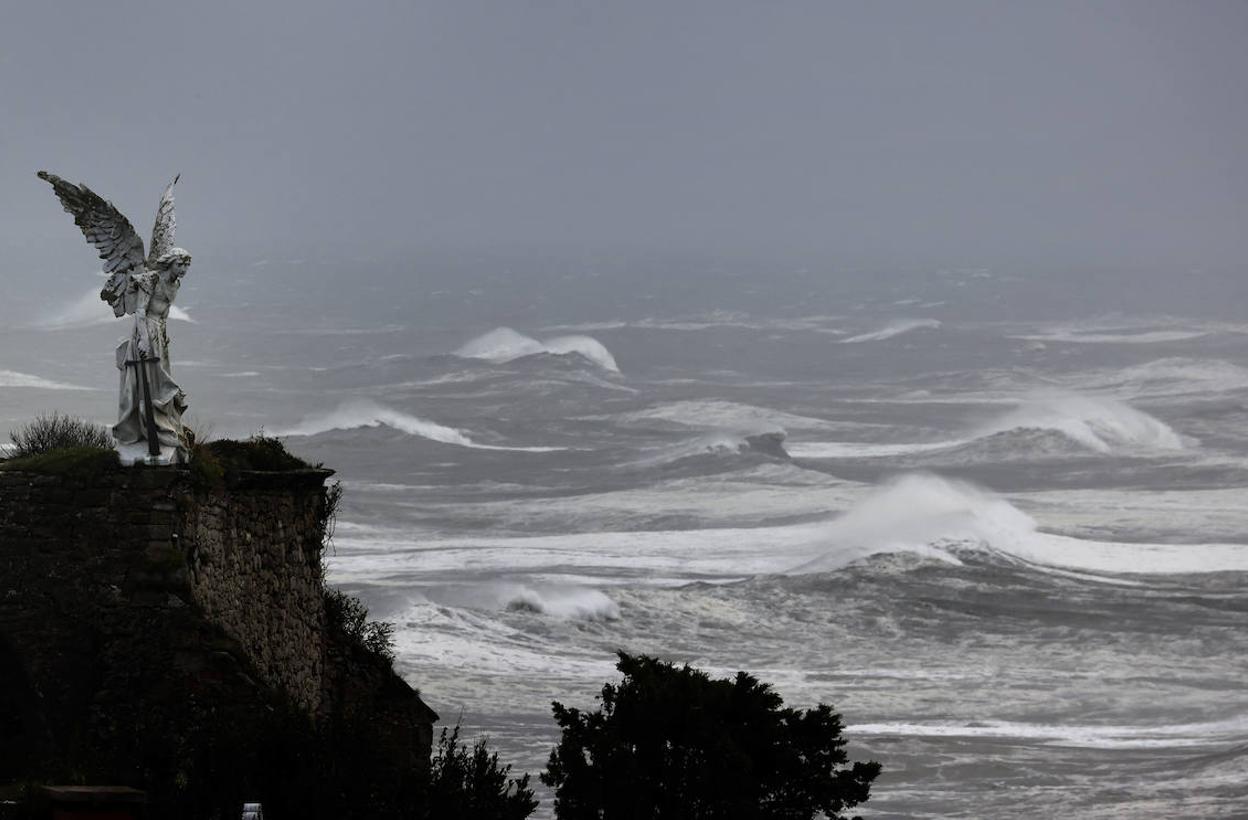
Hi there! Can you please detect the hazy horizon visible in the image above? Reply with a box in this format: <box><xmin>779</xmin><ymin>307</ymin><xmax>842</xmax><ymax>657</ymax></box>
<box><xmin>3</xmin><ymin>1</ymin><xmax>1246</xmax><ymax>280</ymax></box>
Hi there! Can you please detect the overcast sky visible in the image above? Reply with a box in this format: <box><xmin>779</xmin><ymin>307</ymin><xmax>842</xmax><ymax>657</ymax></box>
<box><xmin>2</xmin><ymin>1</ymin><xmax>1245</xmax><ymax>274</ymax></box>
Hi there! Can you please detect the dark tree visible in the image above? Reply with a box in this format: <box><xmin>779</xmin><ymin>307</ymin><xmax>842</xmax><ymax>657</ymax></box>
<box><xmin>423</xmin><ymin>724</ymin><xmax>539</xmax><ymax>820</ymax></box>
<box><xmin>542</xmin><ymin>653</ymin><xmax>880</xmax><ymax>820</ymax></box>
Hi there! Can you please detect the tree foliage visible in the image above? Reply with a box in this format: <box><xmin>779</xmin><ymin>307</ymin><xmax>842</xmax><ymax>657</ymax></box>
<box><xmin>423</xmin><ymin>724</ymin><xmax>538</xmax><ymax>820</ymax></box>
<box><xmin>323</xmin><ymin>587</ymin><xmax>396</xmax><ymax>663</ymax></box>
<box><xmin>543</xmin><ymin>653</ymin><xmax>881</xmax><ymax>820</ymax></box>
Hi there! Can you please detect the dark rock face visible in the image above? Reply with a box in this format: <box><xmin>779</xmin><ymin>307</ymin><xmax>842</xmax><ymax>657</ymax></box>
<box><xmin>0</xmin><ymin>466</ymin><xmax>435</xmax><ymax>817</ymax></box>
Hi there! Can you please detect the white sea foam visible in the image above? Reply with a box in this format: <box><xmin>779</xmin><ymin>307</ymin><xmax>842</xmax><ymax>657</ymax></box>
<box><xmin>974</xmin><ymin>391</ymin><xmax>1186</xmax><ymax>453</ymax></box>
<box><xmin>543</xmin><ymin>312</ymin><xmax>845</xmax><ymax>334</ymax></box>
<box><xmin>34</xmin><ymin>288</ymin><xmax>194</xmax><ymax>329</ymax></box>
<box><xmin>278</xmin><ymin>399</ymin><xmax>562</xmax><ymax>451</ymax></box>
<box><xmin>330</xmin><ymin>473</ymin><xmax>1247</xmax><ymax>595</ymax></box>
<box><xmin>502</xmin><ymin>584</ymin><xmax>621</xmax><ymax>620</ymax></box>
<box><xmin>1008</xmin><ymin>317</ymin><xmax>1247</xmax><ymax>345</ymax></box>
<box><xmin>1069</xmin><ymin>358</ymin><xmax>1248</xmax><ymax>399</ymax></box>
<box><xmin>849</xmin><ymin>714</ymin><xmax>1248</xmax><ymax>749</ymax></box>
<box><xmin>792</xmin><ymin>474</ymin><xmax>1248</xmax><ymax>576</ymax></box>
<box><xmin>789</xmin><ymin>440</ymin><xmax>961</xmax><ymax>459</ymax></box>
<box><xmin>614</xmin><ymin>400</ymin><xmax>840</xmax><ymax>433</ymax></box>
<box><xmin>0</xmin><ymin>370</ymin><xmax>93</xmax><ymax>391</ymax></box>
<box><xmin>791</xmin><ymin>391</ymin><xmax>1186</xmax><ymax>459</ymax></box>
<box><xmin>455</xmin><ymin>327</ymin><xmax>619</xmax><ymax>372</ymax></box>
<box><xmin>841</xmin><ymin>318</ymin><xmax>940</xmax><ymax>344</ymax></box>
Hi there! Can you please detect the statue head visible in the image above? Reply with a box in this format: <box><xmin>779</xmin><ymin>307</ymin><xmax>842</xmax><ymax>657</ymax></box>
<box><xmin>155</xmin><ymin>247</ymin><xmax>192</xmax><ymax>279</ymax></box>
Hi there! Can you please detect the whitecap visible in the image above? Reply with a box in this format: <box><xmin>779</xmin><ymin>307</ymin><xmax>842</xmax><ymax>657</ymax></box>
<box><xmin>840</xmin><ymin>318</ymin><xmax>940</xmax><ymax>344</ymax></box>
<box><xmin>454</xmin><ymin>327</ymin><xmax>620</xmax><ymax>372</ymax></box>
<box><xmin>849</xmin><ymin>714</ymin><xmax>1248</xmax><ymax>750</ymax></box>
<box><xmin>278</xmin><ymin>399</ymin><xmax>563</xmax><ymax>452</ymax></box>
<box><xmin>974</xmin><ymin>391</ymin><xmax>1186</xmax><ymax>453</ymax></box>
<box><xmin>34</xmin><ymin>288</ymin><xmax>195</xmax><ymax>329</ymax></box>
<box><xmin>790</xmin><ymin>473</ymin><xmax>1248</xmax><ymax>577</ymax></box>
<box><xmin>0</xmin><ymin>370</ymin><xmax>93</xmax><ymax>390</ymax></box>
<box><xmin>791</xmin><ymin>391</ymin><xmax>1187</xmax><ymax>459</ymax></box>
<box><xmin>503</xmin><ymin>584</ymin><xmax>621</xmax><ymax>621</ymax></box>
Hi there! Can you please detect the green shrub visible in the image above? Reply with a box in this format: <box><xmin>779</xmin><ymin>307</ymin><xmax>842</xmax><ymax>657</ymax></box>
<box><xmin>8</xmin><ymin>412</ymin><xmax>112</xmax><ymax>458</ymax></box>
<box><xmin>187</xmin><ymin>442</ymin><xmax>225</xmax><ymax>489</ymax></box>
<box><xmin>0</xmin><ymin>447</ymin><xmax>120</xmax><ymax>477</ymax></box>
<box><xmin>323</xmin><ymin>588</ymin><xmax>395</xmax><ymax>664</ymax></box>
<box><xmin>543</xmin><ymin>652</ymin><xmax>881</xmax><ymax>820</ymax></box>
<box><xmin>319</xmin><ymin>480</ymin><xmax>344</xmax><ymax>553</ymax></box>
<box><xmin>422</xmin><ymin>724</ymin><xmax>538</xmax><ymax>820</ymax></box>
<box><xmin>204</xmin><ymin>434</ymin><xmax>315</xmax><ymax>473</ymax></box>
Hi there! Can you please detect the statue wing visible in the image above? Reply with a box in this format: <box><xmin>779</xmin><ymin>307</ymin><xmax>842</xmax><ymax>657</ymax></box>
<box><xmin>148</xmin><ymin>174</ymin><xmax>179</xmax><ymax>265</ymax></box>
<box><xmin>38</xmin><ymin>171</ymin><xmax>147</xmax><ymax>317</ymax></box>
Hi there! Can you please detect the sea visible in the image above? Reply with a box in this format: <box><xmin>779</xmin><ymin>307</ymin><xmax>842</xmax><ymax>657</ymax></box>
<box><xmin>2</xmin><ymin>258</ymin><xmax>1246</xmax><ymax>818</ymax></box>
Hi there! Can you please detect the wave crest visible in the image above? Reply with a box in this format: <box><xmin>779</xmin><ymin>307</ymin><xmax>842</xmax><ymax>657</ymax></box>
<box><xmin>278</xmin><ymin>399</ymin><xmax>561</xmax><ymax>451</ymax></box>
<box><xmin>841</xmin><ymin>318</ymin><xmax>940</xmax><ymax>344</ymax></box>
<box><xmin>976</xmin><ymin>392</ymin><xmax>1186</xmax><ymax>453</ymax></box>
<box><xmin>35</xmin><ymin>288</ymin><xmax>194</xmax><ymax>329</ymax></box>
<box><xmin>455</xmin><ymin>327</ymin><xmax>619</xmax><ymax>372</ymax></box>
<box><xmin>0</xmin><ymin>370</ymin><xmax>93</xmax><ymax>391</ymax></box>
<box><xmin>503</xmin><ymin>585</ymin><xmax>620</xmax><ymax>620</ymax></box>
<box><xmin>794</xmin><ymin>473</ymin><xmax>1248</xmax><ymax>576</ymax></box>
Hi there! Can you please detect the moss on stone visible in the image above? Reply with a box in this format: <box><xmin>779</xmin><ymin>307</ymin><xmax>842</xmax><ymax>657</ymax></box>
<box><xmin>205</xmin><ymin>436</ymin><xmax>316</xmax><ymax>473</ymax></box>
<box><xmin>0</xmin><ymin>447</ymin><xmax>120</xmax><ymax>477</ymax></box>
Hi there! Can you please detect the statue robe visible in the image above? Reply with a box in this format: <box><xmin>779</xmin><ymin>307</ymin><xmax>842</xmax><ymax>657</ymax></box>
<box><xmin>112</xmin><ymin>275</ymin><xmax>187</xmax><ymax>454</ymax></box>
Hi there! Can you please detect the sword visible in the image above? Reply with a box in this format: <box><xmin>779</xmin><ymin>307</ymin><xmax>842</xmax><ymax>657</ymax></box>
<box><xmin>125</xmin><ymin>352</ymin><xmax>163</xmax><ymax>459</ymax></box>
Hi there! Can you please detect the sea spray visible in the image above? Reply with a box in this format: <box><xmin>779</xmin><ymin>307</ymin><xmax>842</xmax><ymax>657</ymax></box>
<box><xmin>975</xmin><ymin>391</ymin><xmax>1186</xmax><ymax>453</ymax></box>
<box><xmin>279</xmin><ymin>398</ymin><xmax>563</xmax><ymax>451</ymax></box>
<box><xmin>455</xmin><ymin>327</ymin><xmax>620</xmax><ymax>372</ymax></box>
<box><xmin>34</xmin><ymin>287</ymin><xmax>194</xmax><ymax>329</ymax></box>
<box><xmin>793</xmin><ymin>473</ymin><xmax>1248</xmax><ymax>576</ymax></box>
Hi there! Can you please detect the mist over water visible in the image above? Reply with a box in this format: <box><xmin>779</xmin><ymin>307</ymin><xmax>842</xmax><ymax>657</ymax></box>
<box><xmin>3</xmin><ymin>1</ymin><xmax>1246</xmax><ymax>814</ymax></box>
<box><xmin>4</xmin><ymin>259</ymin><xmax>1246</xmax><ymax>818</ymax></box>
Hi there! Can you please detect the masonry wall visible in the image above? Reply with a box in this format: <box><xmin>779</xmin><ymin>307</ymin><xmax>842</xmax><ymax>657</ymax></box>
<box><xmin>0</xmin><ymin>462</ymin><xmax>435</xmax><ymax>808</ymax></box>
<box><xmin>180</xmin><ymin>472</ymin><xmax>330</xmax><ymax>713</ymax></box>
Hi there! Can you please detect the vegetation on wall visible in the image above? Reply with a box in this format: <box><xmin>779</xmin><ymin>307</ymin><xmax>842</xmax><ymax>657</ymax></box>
<box><xmin>7</xmin><ymin>412</ymin><xmax>112</xmax><ymax>459</ymax></box>
<box><xmin>0</xmin><ymin>446</ymin><xmax>120</xmax><ymax>477</ymax></box>
<box><xmin>323</xmin><ymin>587</ymin><xmax>396</xmax><ymax>664</ymax></box>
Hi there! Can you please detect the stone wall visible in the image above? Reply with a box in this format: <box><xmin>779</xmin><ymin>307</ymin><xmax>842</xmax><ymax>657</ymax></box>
<box><xmin>0</xmin><ymin>461</ymin><xmax>436</xmax><ymax>809</ymax></box>
<box><xmin>180</xmin><ymin>472</ymin><xmax>330</xmax><ymax>713</ymax></box>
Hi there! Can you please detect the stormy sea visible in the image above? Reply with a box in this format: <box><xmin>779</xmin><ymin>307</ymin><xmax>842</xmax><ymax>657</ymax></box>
<box><xmin>3</xmin><ymin>259</ymin><xmax>1246</xmax><ymax>818</ymax></box>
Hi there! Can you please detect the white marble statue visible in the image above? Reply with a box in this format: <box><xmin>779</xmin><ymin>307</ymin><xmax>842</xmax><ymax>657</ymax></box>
<box><xmin>39</xmin><ymin>171</ymin><xmax>191</xmax><ymax>463</ymax></box>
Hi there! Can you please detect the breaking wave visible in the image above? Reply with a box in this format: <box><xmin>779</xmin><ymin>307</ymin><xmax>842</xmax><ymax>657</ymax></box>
<box><xmin>35</xmin><ymin>288</ymin><xmax>194</xmax><ymax>329</ymax></box>
<box><xmin>1070</xmin><ymin>358</ymin><xmax>1248</xmax><ymax>399</ymax></box>
<box><xmin>975</xmin><ymin>392</ymin><xmax>1186</xmax><ymax>453</ymax></box>
<box><xmin>848</xmin><ymin>714</ymin><xmax>1248</xmax><ymax>750</ymax></box>
<box><xmin>454</xmin><ymin>327</ymin><xmax>619</xmax><ymax>372</ymax></box>
<box><xmin>790</xmin><ymin>392</ymin><xmax>1186</xmax><ymax>461</ymax></box>
<box><xmin>793</xmin><ymin>474</ymin><xmax>1248</xmax><ymax>576</ymax></box>
<box><xmin>503</xmin><ymin>584</ymin><xmax>621</xmax><ymax>621</ymax></box>
<box><xmin>0</xmin><ymin>370</ymin><xmax>92</xmax><ymax>390</ymax></box>
<box><xmin>278</xmin><ymin>399</ymin><xmax>562</xmax><ymax>451</ymax></box>
<box><xmin>841</xmin><ymin>318</ymin><xmax>940</xmax><ymax>344</ymax></box>
<box><xmin>1011</xmin><ymin>320</ymin><xmax>1215</xmax><ymax>345</ymax></box>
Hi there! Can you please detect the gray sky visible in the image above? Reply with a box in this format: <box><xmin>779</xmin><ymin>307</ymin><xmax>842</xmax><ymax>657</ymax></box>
<box><xmin>2</xmin><ymin>0</ymin><xmax>1246</xmax><ymax>273</ymax></box>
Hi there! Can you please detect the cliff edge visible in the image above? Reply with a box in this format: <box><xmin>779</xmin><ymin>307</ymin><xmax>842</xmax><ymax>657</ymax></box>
<box><xmin>0</xmin><ymin>454</ymin><xmax>436</xmax><ymax>818</ymax></box>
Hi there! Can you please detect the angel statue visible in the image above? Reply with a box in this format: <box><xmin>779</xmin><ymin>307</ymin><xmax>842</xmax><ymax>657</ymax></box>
<box><xmin>38</xmin><ymin>171</ymin><xmax>192</xmax><ymax>464</ymax></box>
